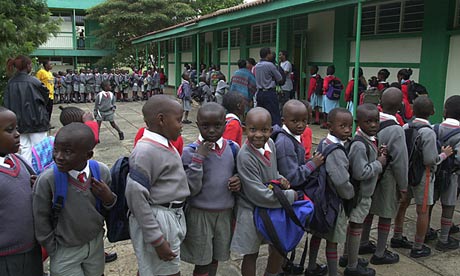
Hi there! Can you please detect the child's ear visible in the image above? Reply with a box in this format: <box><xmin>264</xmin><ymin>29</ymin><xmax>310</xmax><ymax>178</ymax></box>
<box><xmin>281</xmin><ymin>117</ymin><xmax>285</xmax><ymax>125</ymax></box>
<box><xmin>326</xmin><ymin>122</ymin><xmax>332</xmax><ymax>131</ymax></box>
<box><xmin>86</xmin><ymin>150</ymin><xmax>94</xmax><ymax>160</ymax></box>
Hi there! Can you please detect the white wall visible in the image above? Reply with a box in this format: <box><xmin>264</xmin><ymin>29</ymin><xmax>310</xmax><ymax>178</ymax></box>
<box><xmin>350</xmin><ymin>37</ymin><xmax>422</xmax><ymax>63</ymax></box>
<box><xmin>307</xmin><ymin>10</ymin><xmax>334</xmax><ymax>63</ymax></box>
<box><xmin>249</xmin><ymin>45</ymin><xmax>275</xmax><ymax>61</ymax></box>
<box><xmin>446</xmin><ymin>35</ymin><xmax>460</xmax><ymax>101</ymax></box>
<box><xmin>181</xmin><ymin>52</ymin><xmax>192</xmax><ymax>63</ymax></box>
<box><xmin>168</xmin><ymin>64</ymin><xmax>175</xmax><ymax>86</ymax></box>
<box><xmin>220</xmin><ymin>49</ymin><xmax>240</xmax><ymax>63</ymax></box>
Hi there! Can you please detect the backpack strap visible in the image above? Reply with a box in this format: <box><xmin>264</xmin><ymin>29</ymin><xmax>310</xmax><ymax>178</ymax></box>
<box><xmin>88</xmin><ymin>160</ymin><xmax>102</xmax><ymax>212</ymax></box>
<box><xmin>349</xmin><ymin>135</ymin><xmax>370</xmax><ymax>159</ymax></box>
<box><xmin>227</xmin><ymin>140</ymin><xmax>238</xmax><ymax>161</ymax></box>
<box><xmin>52</xmin><ymin>164</ymin><xmax>68</xmax><ymax>229</ymax></box>
<box><xmin>379</xmin><ymin>120</ymin><xmax>398</xmax><ymax>131</ymax></box>
<box><xmin>439</xmin><ymin>127</ymin><xmax>460</xmax><ymax>144</ymax></box>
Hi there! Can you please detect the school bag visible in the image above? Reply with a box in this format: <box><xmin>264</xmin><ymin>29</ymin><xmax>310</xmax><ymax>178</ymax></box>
<box><xmin>51</xmin><ymin>160</ymin><xmax>103</xmax><ymax>228</ymax></box>
<box><xmin>405</xmin><ymin>123</ymin><xmax>431</xmax><ymax>186</ymax></box>
<box><xmin>325</xmin><ymin>78</ymin><xmax>343</xmax><ymax>100</ymax></box>
<box><xmin>407</xmin><ymin>81</ymin><xmax>428</xmax><ymax>103</ymax></box>
<box><xmin>314</xmin><ymin>75</ymin><xmax>324</xmax><ymax>96</ymax></box>
<box><xmin>302</xmin><ymin>139</ymin><xmax>347</xmax><ymax>233</ymax></box>
<box><xmin>191</xmin><ymin>84</ymin><xmax>204</xmax><ymax>103</ymax></box>
<box><xmin>176</xmin><ymin>83</ymin><xmax>185</xmax><ymax>99</ymax></box>
<box><xmin>360</xmin><ymin>87</ymin><xmax>381</xmax><ymax>105</ymax></box>
<box><xmin>105</xmin><ymin>156</ymin><xmax>151</xmax><ymax>242</ymax></box>
<box><xmin>31</xmin><ymin>136</ymin><xmax>55</xmax><ymax>174</ymax></box>
<box><xmin>254</xmin><ymin>180</ymin><xmax>314</xmax><ymax>260</ymax></box>
<box><xmin>433</xmin><ymin>125</ymin><xmax>460</xmax><ymax>191</ymax></box>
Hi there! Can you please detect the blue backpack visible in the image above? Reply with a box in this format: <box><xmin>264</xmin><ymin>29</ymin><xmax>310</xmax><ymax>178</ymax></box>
<box><xmin>106</xmin><ymin>156</ymin><xmax>151</xmax><ymax>242</ymax></box>
<box><xmin>51</xmin><ymin>160</ymin><xmax>102</xmax><ymax>228</ymax></box>
<box><xmin>254</xmin><ymin>181</ymin><xmax>314</xmax><ymax>257</ymax></box>
<box><xmin>325</xmin><ymin>78</ymin><xmax>343</xmax><ymax>100</ymax></box>
<box><xmin>303</xmin><ymin>139</ymin><xmax>347</xmax><ymax>234</ymax></box>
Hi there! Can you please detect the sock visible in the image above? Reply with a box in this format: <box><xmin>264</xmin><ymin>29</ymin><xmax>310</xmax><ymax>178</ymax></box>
<box><xmin>413</xmin><ymin>235</ymin><xmax>424</xmax><ymax>250</ymax></box>
<box><xmin>307</xmin><ymin>236</ymin><xmax>321</xmax><ymax>271</ymax></box>
<box><xmin>375</xmin><ymin>217</ymin><xmax>391</xmax><ymax>257</ymax></box>
<box><xmin>208</xmin><ymin>260</ymin><xmax>218</xmax><ymax>276</ymax></box>
<box><xmin>315</xmin><ymin>110</ymin><xmax>320</xmax><ymax>123</ymax></box>
<box><xmin>393</xmin><ymin>225</ymin><xmax>403</xmax><ymax>240</ymax></box>
<box><xmin>347</xmin><ymin>227</ymin><xmax>363</xmax><ymax>269</ymax></box>
<box><xmin>360</xmin><ymin>214</ymin><xmax>373</xmax><ymax>246</ymax></box>
<box><xmin>440</xmin><ymin>216</ymin><xmax>452</xmax><ymax>243</ymax></box>
<box><xmin>342</xmin><ymin>226</ymin><xmax>350</xmax><ymax>258</ymax></box>
<box><xmin>326</xmin><ymin>246</ymin><xmax>338</xmax><ymax>276</ymax></box>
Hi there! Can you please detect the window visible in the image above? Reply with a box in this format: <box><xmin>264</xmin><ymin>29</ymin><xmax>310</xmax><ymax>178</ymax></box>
<box><xmin>221</xmin><ymin>28</ymin><xmax>240</xmax><ymax>47</ymax></box>
<box><xmin>168</xmin><ymin>39</ymin><xmax>174</xmax><ymax>52</ymax></box>
<box><xmin>356</xmin><ymin>0</ymin><xmax>424</xmax><ymax>35</ymax></box>
<box><xmin>181</xmin><ymin>36</ymin><xmax>192</xmax><ymax>51</ymax></box>
<box><xmin>251</xmin><ymin>21</ymin><xmax>276</xmax><ymax>44</ymax></box>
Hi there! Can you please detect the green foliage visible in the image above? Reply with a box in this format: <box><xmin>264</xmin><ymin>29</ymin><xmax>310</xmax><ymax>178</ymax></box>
<box><xmin>0</xmin><ymin>0</ymin><xmax>60</xmax><ymax>101</ymax></box>
<box><xmin>191</xmin><ymin>0</ymin><xmax>243</xmax><ymax>15</ymax></box>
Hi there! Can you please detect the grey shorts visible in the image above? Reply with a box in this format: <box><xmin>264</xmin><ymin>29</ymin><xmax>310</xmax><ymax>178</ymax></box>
<box><xmin>322</xmin><ymin>206</ymin><xmax>347</xmax><ymax>243</ymax></box>
<box><xmin>408</xmin><ymin>172</ymin><xmax>434</xmax><ymax>206</ymax></box>
<box><xmin>130</xmin><ymin>205</ymin><xmax>186</xmax><ymax>276</ymax></box>
<box><xmin>349</xmin><ymin>197</ymin><xmax>372</xmax><ymax>224</ymax></box>
<box><xmin>183</xmin><ymin>99</ymin><xmax>191</xmax><ymax>111</ymax></box>
<box><xmin>181</xmin><ymin>207</ymin><xmax>232</xmax><ymax>265</ymax></box>
<box><xmin>66</xmin><ymin>85</ymin><xmax>73</xmax><ymax>94</ymax></box>
<box><xmin>86</xmin><ymin>84</ymin><xmax>95</xmax><ymax>94</ymax></box>
<box><xmin>95</xmin><ymin>111</ymin><xmax>114</xmax><ymax>122</ymax></box>
<box><xmin>0</xmin><ymin>244</ymin><xmax>43</xmax><ymax>276</ymax></box>
<box><xmin>230</xmin><ymin>207</ymin><xmax>265</xmax><ymax>255</ymax></box>
<box><xmin>79</xmin><ymin>84</ymin><xmax>86</xmax><ymax>93</ymax></box>
<box><xmin>434</xmin><ymin>173</ymin><xmax>458</xmax><ymax>206</ymax></box>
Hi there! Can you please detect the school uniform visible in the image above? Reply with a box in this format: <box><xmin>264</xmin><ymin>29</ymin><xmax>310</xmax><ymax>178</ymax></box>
<box><xmin>33</xmin><ymin>161</ymin><xmax>115</xmax><ymax>276</ymax></box>
<box><xmin>181</xmin><ymin>137</ymin><xmax>239</xmax><ymax>265</ymax></box>
<box><xmin>308</xmin><ymin>74</ymin><xmax>322</xmax><ymax>108</ymax></box>
<box><xmin>231</xmin><ymin>139</ymin><xmax>297</xmax><ymax>255</ymax></box>
<box><xmin>72</xmin><ymin>73</ymin><xmax>80</xmax><ymax>93</ymax></box>
<box><xmin>433</xmin><ymin>118</ymin><xmax>460</xmax><ymax>206</ymax></box>
<box><xmin>182</xmin><ymin>80</ymin><xmax>192</xmax><ymax>111</ymax></box>
<box><xmin>370</xmin><ymin>113</ymin><xmax>408</xmax><ymax>219</ymax></box>
<box><xmin>322</xmin><ymin>75</ymin><xmax>341</xmax><ymax>114</ymax></box>
<box><xmin>85</xmin><ymin>72</ymin><xmax>95</xmax><ymax>94</ymax></box>
<box><xmin>222</xmin><ymin>113</ymin><xmax>243</xmax><ymax>147</ymax></box>
<box><xmin>125</xmin><ymin>130</ymin><xmax>190</xmax><ymax>276</ymax></box>
<box><xmin>348</xmin><ymin>130</ymin><xmax>382</xmax><ymax>223</ymax></box>
<box><xmin>94</xmin><ymin>73</ymin><xmax>102</xmax><ymax>93</ymax></box>
<box><xmin>65</xmin><ymin>73</ymin><xmax>73</xmax><ymax>96</ymax></box>
<box><xmin>94</xmin><ymin>90</ymin><xmax>116</xmax><ymax>122</ymax></box>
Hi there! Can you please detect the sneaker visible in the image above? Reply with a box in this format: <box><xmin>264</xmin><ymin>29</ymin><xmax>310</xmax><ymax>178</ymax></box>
<box><xmin>344</xmin><ymin>265</ymin><xmax>376</xmax><ymax>276</ymax></box>
<box><xmin>370</xmin><ymin>250</ymin><xmax>399</xmax><ymax>265</ymax></box>
<box><xmin>182</xmin><ymin>120</ymin><xmax>192</xmax><ymax>124</ymax></box>
<box><xmin>425</xmin><ymin>228</ymin><xmax>438</xmax><ymax>242</ymax></box>
<box><xmin>304</xmin><ymin>264</ymin><xmax>327</xmax><ymax>276</ymax></box>
<box><xmin>339</xmin><ymin>256</ymin><xmax>369</xmax><ymax>268</ymax></box>
<box><xmin>359</xmin><ymin>241</ymin><xmax>376</xmax><ymax>255</ymax></box>
<box><xmin>104</xmin><ymin>252</ymin><xmax>118</xmax><ymax>263</ymax></box>
<box><xmin>118</xmin><ymin>132</ymin><xmax>124</xmax><ymax>140</ymax></box>
<box><xmin>450</xmin><ymin>224</ymin><xmax>460</xmax><ymax>234</ymax></box>
<box><xmin>435</xmin><ymin>237</ymin><xmax>460</xmax><ymax>252</ymax></box>
<box><xmin>410</xmin><ymin>244</ymin><xmax>431</xmax><ymax>258</ymax></box>
<box><xmin>390</xmin><ymin>236</ymin><xmax>413</xmax><ymax>249</ymax></box>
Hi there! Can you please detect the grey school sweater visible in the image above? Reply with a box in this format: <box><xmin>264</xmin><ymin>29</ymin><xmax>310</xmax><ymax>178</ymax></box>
<box><xmin>437</xmin><ymin>120</ymin><xmax>460</xmax><ymax>174</ymax></box>
<box><xmin>348</xmin><ymin>133</ymin><xmax>382</xmax><ymax>197</ymax></box>
<box><xmin>33</xmin><ymin>161</ymin><xmax>112</xmax><ymax>256</ymax></box>
<box><xmin>94</xmin><ymin>91</ymin><xmax>116</xmax><ymax>114</ymax></box>
<box><xmin>125</xmin><ymin>139</ymin><xmax>191</xmax><ymax>246</ymax></box>
<box><xmin>182</xmin><ymin>139</ymin><xmax>239</xmax><ymax>210</ymax></box>
<box><xmin>0</xmin><ymin>154</ymin><xmax>36</xmax><ymax>256</ymax></box>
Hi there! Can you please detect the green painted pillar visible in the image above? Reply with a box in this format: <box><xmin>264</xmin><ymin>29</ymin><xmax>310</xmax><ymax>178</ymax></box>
<box><xmin>165</xmin><ymin>41</ymin><xmax>169</xmax><ymax>78</ymax></box>
<box><xmin>419</xmin><ymin>0</ymin><xmax>451</xmax><ymax>123</ymax></box>
<box><xmin>135</xmin><ymin>47</ymin><xmax>139</xmax><ymax>69</ymax></box>
<box><xmin>73</xmin><ymin>56</ymin><xmax>78</xmax><ymax>69</ymax></box>
<box><xmin>239</xmin><ymin>25</ymin><xmax>249</xmax><ymax>60</ymax></box>
<box><xmin>352</xmin><ymin>0</ymin><xmax>362</xmax><ymax>132</ymax></box>
<box><xmin>278</xmin><ymin>18</ymin><xmax>289</xmax><ymax>54</ymax></box>
<box><xmin>145</xmin><ymin>44</ymin><xmax>148</xmax><ymax>70</ymax></box>
<box><xmin>276</xmin><ymin>18</ymin><xmax>280</xmax><ymax>63</ymax></box>
<box><xmin>157</xmin><ymin>41</ymin><xmax>161</xmax><ymax>69</ymax></box>
<box><xmin>228</xmin><ymin>27</ymin><xmax>231</xmax><ymax>80</ymax></box>
<box><xmin>333</xmin><ymin>6</ymin><xmax>353</xmax><ymax>107</ymax></box>
<box><xmin>212</xmin><ymin>31</ymin><xmax>220</xmax><ymax>67</ymax></box>
<box><xmin>197</xmin><ymin>33</ymin><xmax>200</xmax><ymax>84</ymax></box>
<box><xmin>300</xmin><ymin>33</ymin><xmax>306</xmax><ymax>99</ymax></box>
<box><xmin>175</xmin><ymin>38</ymin><xmax>181</xmax><ymax>90</ymax></box>
<box><xmin>72</xmin><ymin>9</ymin><xmax>77</xmax><ymax>50</ymax></box>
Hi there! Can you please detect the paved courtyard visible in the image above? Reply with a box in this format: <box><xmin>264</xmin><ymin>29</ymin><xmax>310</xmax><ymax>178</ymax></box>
<box><xmin>46</xmin><ymin>91</ymin><xmax>460</xmax><ymax>275</ymax></box>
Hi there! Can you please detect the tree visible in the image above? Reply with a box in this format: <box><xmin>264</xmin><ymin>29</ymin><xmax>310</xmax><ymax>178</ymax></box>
<box><xmin>0</xmin><ymin>0</ymin><xmax>60</xmax><ymax>97</ymax></box>
<box><xmin>191</xmin><ymin>0</ymin><xmax>243</xmax><ymax>16</ymax></box>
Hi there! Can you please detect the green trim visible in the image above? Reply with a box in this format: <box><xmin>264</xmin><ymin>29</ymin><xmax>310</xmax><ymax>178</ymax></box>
<box><xmin>31</xmin><ymin>49</ymin><xmax>113</xmax><ymax>57</ymax></box>
<box><xmin>307</xmin><ymin>62</ymin><xmax>334</xmax><ymax>67</ymax></box>
<box><xmin>212</xmin><ymin>31</ymin><xmax>219</xmax><ymax>65</ymax></box>
<box><xmin>349</xmin><ymin>62</ymin><xmax>420</xmax><ymax>68</ymax></box>
<box><xmin>348</xmin><ymin>32</ymin><xmax>422</xmax><ymax>41</ymax></box>
<box><xmin>46</xmin><ymin>0</ymin><xmax>105</xmax><ymax>10</ymax></box>
<box><xmin>218</xmin><ymin>62</ymin><xmax>238</xmax><ymax>66</ymax></box>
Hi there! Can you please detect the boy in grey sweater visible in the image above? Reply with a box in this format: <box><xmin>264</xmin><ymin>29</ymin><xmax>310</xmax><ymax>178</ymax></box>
<box><xmin>125</xmin><ymin>95</ymin><xmax>190</xmax><ymax>276</ymax></box>
<box><xmin>94</xmin><ymin>81</ymin><xmax>124</xmax><ymax>140</ymax></box>
<box><xmin>181</xmin><ymin>103</ymin><xmax>240</xmax><ymax>276</ymax></box>
<box><xmin>230</xmin><ymin>107</ymin><xmax>298</xmax><ymax>276</ymax></box>
<box><xmin>33</xmin><ymin>123</ymin><xmax>116</xmax><ymax>276</ymax></box>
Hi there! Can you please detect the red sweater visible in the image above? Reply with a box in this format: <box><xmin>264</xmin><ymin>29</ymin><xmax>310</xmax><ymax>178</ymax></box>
<box><xmin>301</xmin><ymin>127</ymin><xmax>313</xmax><ymax>160</ymax></box>
<box><xmin>400</xmin><ymin>81</ymin><xmax>413</xmax><ymax>119</ymax></box>
<box><xmin>222</xmin><ymin>116</ymin><xmax>243</xmax><ymax>147</ymax></box>
<box><xmin>307</xmin><ymin>75</ymin><xmax>320</xmax><ymax>101</ymax></box>
<box><xmin>134</xmin><ymin>127</ymin><xmax>184</xmax><ymax>155</ymax></box>
<box><xmin>84</xmin><ymin>121</ymin><xmax>99</xmax><ymax>143</ymax></box>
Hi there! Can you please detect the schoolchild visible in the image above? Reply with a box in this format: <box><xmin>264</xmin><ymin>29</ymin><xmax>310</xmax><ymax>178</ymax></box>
<box><xmin>306</xmin><ymin>107</ymin><xmax>355</xmax><ymax>276</ymax></box>
<box><xmin>391</xmin><ymin>96</ymin><xmax>453</xmax><ymax>258</ymax></box>
<box><xmin>360</xmin><ymin>88</ymin><xmax>409</xmax><ymax>265</ymax></box>
<box><xmin>300</xmin><ymin>100</ymin><xmax>313</xmax><ymax>160</ymax></box>
<box><xmin>222</xmin><ymin>91</ymin><xmax>246</xmax><ymax>147</ymax></box>
<box><xmin>33</xmin><ymin>123</ymin><xmax>116</xmax><ymax>276</ymax></box>
<box><xmin>79</xmin><ymin>68</ymin><xmax>87</xmax><ymax>103</ymax></box>
<box><xmin>94</xmin><ymin>81</ymin><xmax>124</xmax><ymax>140</ymax></box>
<box><xmin>341</xmin><ymin>104</ymin><xmax>387</xmax><ymax>276</ymax></box>
<box><xmin>125</xmin><ymin>95</ymin><xmax>190</xmax><ymax>276</ymax></box>
<box><xmin>308</xmin><ymin>65</ymin><xmax>323</xmax><ymax>125</ymax></box>
<box><xmin>65</xmin><ymin>69</ymin><xmax>73</xmax><ymax>103</ymax></box>
<box><xmin>321</xmin><ymin>65</ymin><xmax>343</xmax><ymax>129</ymax></box>
<box><xmin>72</xmin><ymin>69</ymin><xmax>80</xmax><ymax>103</ymax></box>
<box><xmin>345</xmin><ymin>67</ymin><xmax>367</xmax><ymax>114</ymax></box>
<box><xmin>429</xmin><ymin>95</ymin><xmax>460</xmax><ymax>251</ymax></box>
<box><xmin>181</xmin><ymin>72</ymin><xmax>193</xmax><ymax>124</ymax></box>
<box><xmin>199</xmin><ymin>76</ymin><xmax>214</xmax><ymax>103</ymax></box>
<box><xmin>215</xmin><ymin>74</ymin><xmax>229</xmax><ymax>105</ymax></box>
<box><xmin>397</xmin><ymin>68</ymin><xmax>414</xmax><ymax>121</ymax></box>
<box><xmin>230</xmin><ymin>107</ymin><xmax>299</xmax><ymax>276</ymax></box>
<box><xmin>0</xmin><ymin>107</ymin><xmax>43</xmax><ymax>276</ymax></box>
<box><xmin>377</xmin><ymin>69</ymin><xmax>390</xmax><ymax>92</ymax></box>
<box><xmin>94</xmin><ymin>68</ymin><xmax>102</xmax><ymax>96</ymax></box>
<box><xmin>86</xmin><ymin>68</ymin><xmax>96</xmax><ymax>102</ymax></box>
<box><xmin>159</xmin><ymin>68</ymin><xmax>167</xmax><ymax>94</ymax></box>
<box><xmin>181</xmin><ymin>102</ymin><xmax>241</xmax><ymax>276</ymax></box>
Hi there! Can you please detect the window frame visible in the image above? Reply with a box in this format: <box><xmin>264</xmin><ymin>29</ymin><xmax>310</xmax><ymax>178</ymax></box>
<box><xmin>250</xmin><ymin>21</ymin><xmax>276</xmax><ymax>45</ymax></box>
<box><xmin>221</xmin><ymin>28</ymin><xmax>240</xmax><ymax>48</ymax></box>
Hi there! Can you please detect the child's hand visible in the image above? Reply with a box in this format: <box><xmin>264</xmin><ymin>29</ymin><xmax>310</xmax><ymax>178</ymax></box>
<box><xmin>91</xmin><ymin>177</ymin><xmax>115</xmax><ymax>205</ymax></box>
<box><xmin>196</xmin><ymin>141</ymin><xmax>213</xmax><ymax>157</ymax></box>
<box><xmin>378</xmin><ymin>144</ymin><xmax>388</xmax><ymax>157</ymax></box>
<box><xmin>311</xmin><ymin>152</ymin><xmax>324</xmax><ymax>167</ymax></box>
<box><xmin>441</xmin><ymin>145</ymin><xmax>454</xmax><ymax>158</ymax></box>
<box><xmin>154</xmin><ymin>241</ymin><xmax>177</xmax><ymax>261</ymax></box>
<box><xmin>399</xmin><ymin>191</ymin><xmax>407</xmax><ymax>203</ymax></box>
<box><xmin>82</xmin><ymin>112</ymin><xmax>94</xmax><ymax>123</ymax></box>
<box><xmin>279</xmin><ymin>178</ymin><xmax>290</xmax><ymax>190</ymax></box>
<box><xmin>30</xmin><ymin>175</ymin><xmax>37</xmax><ymax>187</ymax></box>
<box><xmin>228</xmin><ymin>176</ymin><xmax>241</xmax><ymax>192</ymax></box>
<box><xmin>377</xmin><ymin>155</ymin><xmax>387</xmax><ymax>167</ymax></box>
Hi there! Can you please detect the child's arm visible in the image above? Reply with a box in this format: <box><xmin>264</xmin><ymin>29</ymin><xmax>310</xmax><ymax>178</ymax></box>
<box><xmin>325</xmin><ymin>149</ymin><xmax>355</xmax><ymax>200</ymax></box>
<box><xmin>423</xmin><ymin>130</ymin><xmax>453</xmax><ymax>165</ymax></box>
<box><xmin>349</xmin><ymin>141</ymin><xmax>383</xmax><ymax>181</ymax></box>
<box><xmin>111</xmin><ymin>92</ymin><xmax>116</xmax><ymax>109</ymax></box>
<box><xmin>182</xmin><ymin>143</ymin><xmax>211</xmax><ymax>197</ymax></box>
<box><xmin>384</xmin><ymin>127</ymin><xmax>408</xmax><ymax>193</ymax></box>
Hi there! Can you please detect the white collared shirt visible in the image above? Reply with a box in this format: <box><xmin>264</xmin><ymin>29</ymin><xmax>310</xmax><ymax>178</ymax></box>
<box><xmin>412</xmin><ymin>117</ymin><xmax>430</xmax><ymax>125</ymax></box>
<box><xmin>68</xmin><ymin>161</ymin><xmax>90</xmax><ymax>181</ymax></box>
<box><xmin>198</xmin><ymin>135</ymin><xmax>224</xmax><ymax>150</ymax></box>
<box><xmin>356</xmin><ymin>129</ymin><xmax>376</xmax><ymax>142</ymax></box>
<box><xmin>282</xmin><ymin>125</ymin><xmax>301</xmax><ymax>143</ymax></box>
<box><xmin>142</xmin><ymin>129</ymin><xmax>169</xmax><ymax>148</ymax></box>
<box><xmin>379</xmin><ymin>112</ymin><xmax>398</xmax><ymax>123</ymax></box>
<box><xmin>226</xmin><ymin>113</ymin><xmax>241</xmax><ymax>123</ymax></box>
<box><xmin>0</xmin><ymin>156</ymin><xmax>9</xmax><ymax>168</ymax></box>
<box><xmin>443</xmin><ymin>118</ymin><xmax>460</xmax><ymax>126</ymax></box>
<box><xmin>327</xmin><ymin>133</ymin><xmax>346</xmax><ymax>146</ymax></box>
<box><xmin>256</xmin><ymin>142</ymin><xmax>272</xmax><ymax>155</ymax></box>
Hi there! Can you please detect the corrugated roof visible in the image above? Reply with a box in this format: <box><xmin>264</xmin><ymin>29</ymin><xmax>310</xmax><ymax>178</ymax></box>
<box><xmin>133</xmin><ymin>0</ymin><xmax>272</xmax><ymax>41</ymax></box>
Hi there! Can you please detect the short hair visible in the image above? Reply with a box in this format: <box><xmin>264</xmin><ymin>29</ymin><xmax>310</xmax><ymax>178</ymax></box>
<box><xmin>42</xmin><ymin>60</ymin><xmax>50</xmax><ymax>67</ymax></box>
<box><xmin>260</xmin><ymin>47</ymin><xmax>271</xmax><ymax>59</ymax></box>
<box><xmin>398</xmin><ymin>68</ymin><xmax>413</xmax><ymax>80</ymax></box>
<box><xmin>378</xmin><ymin>69</ymin><xmax>390</xmax><ymax>79</ymax></box>
<box><xmin>381</xmin><ymin>87</ymin><xmax>403</xmax><ymax>113</ymax></box>
<box><xmin>197</xmin><ymin>102</ymin><xmax>225</xmax><ymax>119</ymax></box>
<box><xmin>59</xmin><ymin>106</ymin><xmax>84</xmax><ymax>126</ymax></box>
<box><xmin>237</xmin><ymin>59</ymin><xmax>247</xmax><ymax>69</ymax></box>
<box><xmin>327</xmin><ymin>107</ymin><xmax>351</xmax><ymax>123</ymax></box>
<box><xmin>311</xmin><ymin>65</ymin><xmax>319</xmax><ymax>73</ymax></box>
<box><xmin>0</xmin><ymin>106</ymin><xmax>11</xmax><ymax>114</ymax></box>
<box><xmin>247</xmin><ymin>58</ymin><xmax>256</xmax><ymax>66</ymax></box>
<box><xmin>101</xmin><ymin>80</ymin><xmax>111</xmax><ymax>88</ymax></box>
<box><xmin>280</xmin><ymin>50</ymin><xmax>288</xmax><ymax>59</ymax></box>
<box><xmin>282</xmin><ymin>99</ymin><xmax>306</xmax><ymax>116</ymax></box>
<box><xmin>142</xmin><ymin>95</ymin><xmax>181</xmax><ymax>123</ymax></box>
<box><xmin>55</xmin><ymin>122</ymin><xmax>96</xmax><ymax>151</ymax></box>
<box><xmin>356</xmin><ymin>103</ymin><xmax>379</xmax><ymax>121</ymax></box>
<box><xmin>368</xmin><ymin>76</ymin><xmax>379</xmax><ymax>87</ymax></box>
<box><xmin>222</xmin><ymin>91</ymin><xmax>245</xmax><ymax>114</ymax></box>
<box><xmin>246</xmin><ymin>107</ymin><xmax>271</xmax><ymax>125</ymax></box>
<box><xmin>181</xmin><ymin>72</ymin><xmax>189</xmax><ymax>79</ymax></box>
<box><xmin>327</xmin><ymin>65</ymin><xmax>335</xmax><ymax>76</ymax></box>
<box><xmin>413</xmin><ymin>96</ymin><xmax>433</xmax><ymax>118</ymax></box>
<box><xmin>445</xmin><ymin>95</ymin><xmax>460</xmax><ymax>120</ymax></box>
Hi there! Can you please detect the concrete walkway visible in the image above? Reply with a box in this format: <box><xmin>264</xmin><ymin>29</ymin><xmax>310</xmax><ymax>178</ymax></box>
<box><xmin>47</xmin><ymin>92</ymin><xmax>460</xmax><ymax>276</ymax></box>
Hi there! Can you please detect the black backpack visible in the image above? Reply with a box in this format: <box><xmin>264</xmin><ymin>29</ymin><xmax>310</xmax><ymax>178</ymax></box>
<box><xmin>106</xmin><ymin>156</ymin><xmax>150</xmax><ymax>243</ymax></box>
<box><xmin>433</xmin><ymin>125</ymin><xmax>460</xmax><ymax>191</ymax></box>
<box><xmin>407</xmin><ymin>81</ymin><xmax>428</xmax><ymax>103</ymax></box>
<box><xmin>405</xmin><ymin>124</ymin><xmax>431</xmax><ymax>186</ymax></box>
<box><xmin>191</xmin><ymin>84</ymin><xmax>204</xmax><ymax>103</ymax></box>
<box><xmin>314</xmin><ymin>75</ymin><xmax>324</xmax><ymax>96</ymax></box>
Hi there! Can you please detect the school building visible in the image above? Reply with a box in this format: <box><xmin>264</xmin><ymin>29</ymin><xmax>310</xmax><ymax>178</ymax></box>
<box><xmin>31</xmin><ymin>0</ymin><xmax>113</xmax><ymax>72</ymax></box>
<box><xmin>131</xmin><ymin>0</ymin><xmax>460</xmax><ymax>122</ymax></box>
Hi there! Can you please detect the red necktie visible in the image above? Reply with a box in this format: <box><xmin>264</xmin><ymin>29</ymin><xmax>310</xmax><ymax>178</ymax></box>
<box><xmin>77</xmin><ymin>172</ymin><xmax>86</xmax><ymax>183</ymax></box>
<box><xmin>4</xmin><ymin>158</ymin><xmax>14</xmax><ymax>168</ymax></box>
<box><xmin>264</xmin><ymin>150</ymin><xmax>271</xmax><ymax>160</ymax></box>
